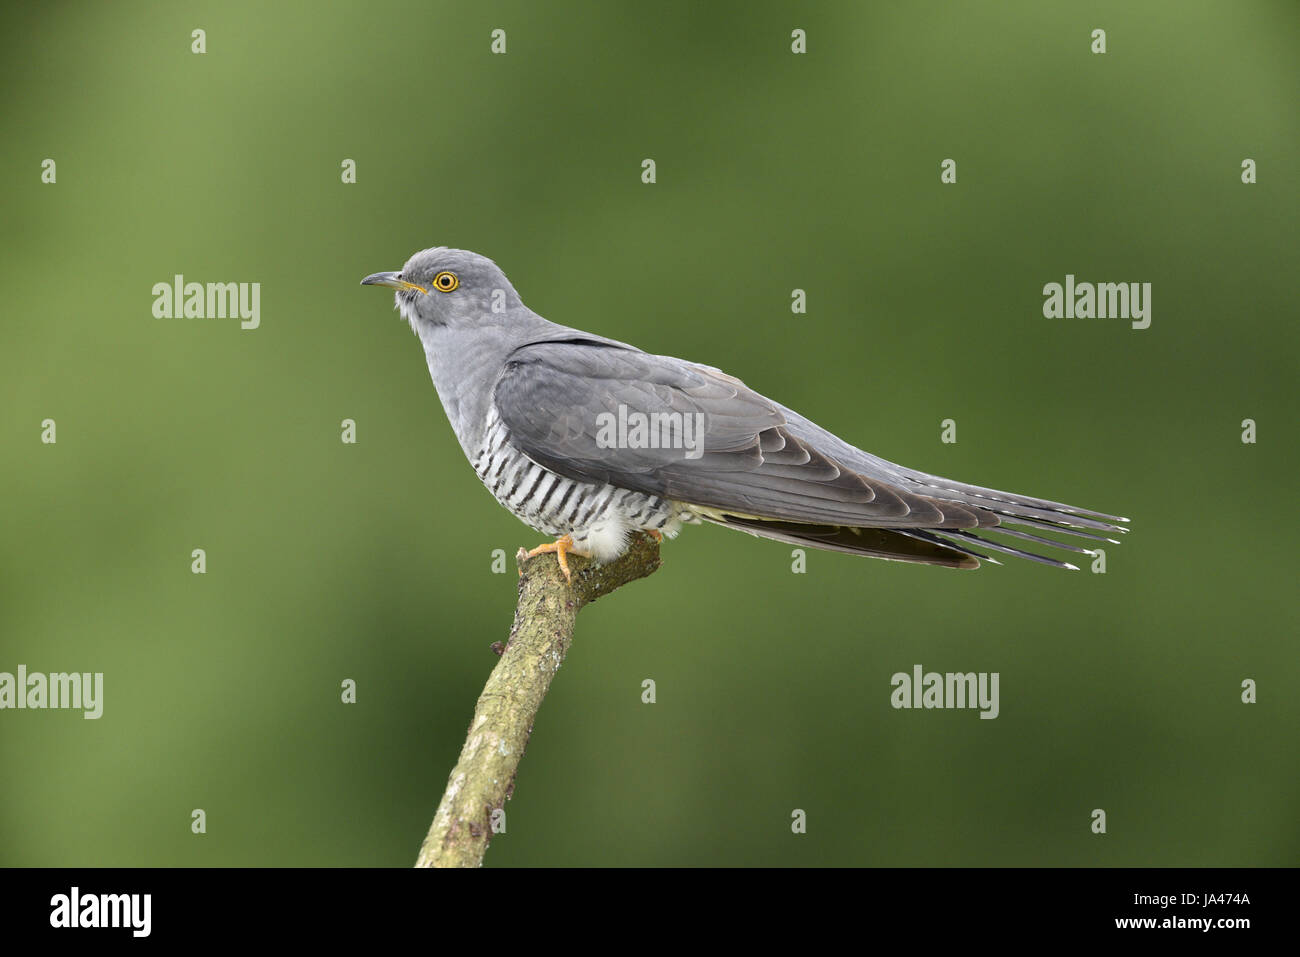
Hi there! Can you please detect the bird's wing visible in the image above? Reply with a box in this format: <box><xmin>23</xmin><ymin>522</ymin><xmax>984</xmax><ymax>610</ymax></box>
<box><xmin>493</xmin><ymin>340</ymin><xmax>1039</xmax><ymax>532</ymax></box>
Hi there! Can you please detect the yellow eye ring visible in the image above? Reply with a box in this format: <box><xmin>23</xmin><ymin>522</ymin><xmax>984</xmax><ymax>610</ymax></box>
<box><xmin>432</xmin><ymin>271</ymin><xmax>459</xmax><ymax>293</ymax></box>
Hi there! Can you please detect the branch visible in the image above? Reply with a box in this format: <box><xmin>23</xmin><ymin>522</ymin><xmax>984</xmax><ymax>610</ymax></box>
<box><xmin>414</xmin><ymin>531</ymin><xmax>662</xmax><ymax>867</ymax></box>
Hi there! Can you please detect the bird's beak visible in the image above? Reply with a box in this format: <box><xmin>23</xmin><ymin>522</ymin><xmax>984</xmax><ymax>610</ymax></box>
<box><xmin>360</xmin><ymin>271</ymin><xmax>428</xmax><ymax>294</ymax></box>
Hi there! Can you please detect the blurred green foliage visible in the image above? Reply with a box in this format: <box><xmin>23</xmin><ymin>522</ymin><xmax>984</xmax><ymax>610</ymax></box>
<box><xmin>1</xmin><ymin>1</ymin><xmax>1296</xmax><ymax>866</ymax></box>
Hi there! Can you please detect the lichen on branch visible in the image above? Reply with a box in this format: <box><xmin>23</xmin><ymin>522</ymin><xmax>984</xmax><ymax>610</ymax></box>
<box><xmin>415</xmin><ymin>531</ymin><xmax>662</xmax><ymax>868</ymax></box>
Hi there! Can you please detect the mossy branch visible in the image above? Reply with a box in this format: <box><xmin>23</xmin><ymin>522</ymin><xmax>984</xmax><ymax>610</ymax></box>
<box><xmin>414</xmin><ymin>531</ymin><xmax>662</xmax><ymax>868</ymax></box>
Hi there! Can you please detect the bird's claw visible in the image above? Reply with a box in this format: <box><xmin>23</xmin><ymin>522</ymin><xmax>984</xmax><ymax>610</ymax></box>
<box><xmin>525</xmin><ymin>534</ymin><xmax>587</xmax><ymax>584</ymax></box>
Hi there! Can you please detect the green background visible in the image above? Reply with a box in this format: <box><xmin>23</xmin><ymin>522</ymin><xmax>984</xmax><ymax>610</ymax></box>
<box><xmin>2</xmin><ymin>1</ymin><xmax>1296</xmax><ymax>866</ymax></box>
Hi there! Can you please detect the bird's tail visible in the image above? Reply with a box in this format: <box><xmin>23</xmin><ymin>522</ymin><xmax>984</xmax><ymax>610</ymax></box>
<box><xmin>693</xmin><ymin>491</ymin><xmax>1128</xmax><ymax>570</ymax></box>
<box><xmin>697</xmin><ymin>513</ymin><xmax>981</xmax><ymax>568</ymax></box>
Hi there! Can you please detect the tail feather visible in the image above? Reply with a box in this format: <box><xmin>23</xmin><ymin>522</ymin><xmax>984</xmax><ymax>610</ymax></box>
<box><xmin>894</xmin><ymin>528</ymin><xmax>1000</xmax><ymax>564</ymax></box>
<box><xmin>893</xmin><ymin>468</ymin><xmax>1129</xmax><ymax>526</ymax></box>
<box><xmin>993</xmin><ymin>512</ymin><xmax>1123</xmax><ymax>542</ymax></box>
<box><xmin>701</xmin><ymin>514</ymin><xmax>979</xmax><ymax>569</ymax></box>
<box><xmin>934</xmin><ymin>529</ymin><xmax>1079</xmax><ymax>570</ymax></box>
<box><xmin>977</xmin><ymin>524</ymin><xmax>1100</xmax><ymax>555</ymax></box>
<box><xmin>694</xmin><ymin>504</ymin><xmax>1123</xmax><ymax>571</ymax></box>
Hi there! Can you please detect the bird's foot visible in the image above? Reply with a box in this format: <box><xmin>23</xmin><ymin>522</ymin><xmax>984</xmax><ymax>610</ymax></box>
<box><xmin>525</xmin><ymin>534</ymin><xmax>589</xmax><ymax>584</ymax></box>
<box><xmin>645</xmin><ymin>529</ymin><xmax>663</xmax><ymax>543</ymax></box>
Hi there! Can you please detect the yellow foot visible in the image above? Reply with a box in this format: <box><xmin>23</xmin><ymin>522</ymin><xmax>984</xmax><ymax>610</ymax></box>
<box><xmin>645</xmin><ymin>529</ymin><xmax>664</xmax><ymax>543</ymax></box>
<box><xmin>525</xmin><ymin>534</ymin><xmax>589</xmax><ymax>584</ymax></box>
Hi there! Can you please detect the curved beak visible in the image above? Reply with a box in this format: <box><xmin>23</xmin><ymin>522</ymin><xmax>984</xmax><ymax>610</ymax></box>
<box><xmin>360</xmin><ymin>271</ymin><xmax>428</xmax><ymax>294</ymax></box>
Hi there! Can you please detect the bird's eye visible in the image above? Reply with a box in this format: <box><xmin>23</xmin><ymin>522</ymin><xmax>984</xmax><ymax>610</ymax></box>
<box><xmin>433</xmin><ymin>271</ymin><xmax>459</xmax><ymax>292</ymax></box>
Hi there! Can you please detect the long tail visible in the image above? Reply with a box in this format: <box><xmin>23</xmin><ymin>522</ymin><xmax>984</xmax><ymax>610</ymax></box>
<box><xmin>745</xmin><ymin>407</ymin><xmax>1130</xmax><ymax>569</ymax></box>
<box><xmin>693</xmin><ymin>489</ymin><xmax>1128</xmax><ymax>570</ymax></box>
<box><xmin>706</xmin><ymin>515</ymin><xmax>982</xmax><ymax>568</ymax></box>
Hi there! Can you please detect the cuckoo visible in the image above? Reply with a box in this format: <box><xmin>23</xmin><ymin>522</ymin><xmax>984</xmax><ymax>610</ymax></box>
<box><xmin>362</xmin><ymin>248</ymin><xmax>1127</xmax><ymax>581</ymax></box>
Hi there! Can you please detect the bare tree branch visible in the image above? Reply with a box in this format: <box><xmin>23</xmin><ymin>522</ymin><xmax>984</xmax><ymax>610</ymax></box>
<box><xmin>415</xmin><ymin>531</ymin><xmax>662</xmax><ymax>867</ymax></box>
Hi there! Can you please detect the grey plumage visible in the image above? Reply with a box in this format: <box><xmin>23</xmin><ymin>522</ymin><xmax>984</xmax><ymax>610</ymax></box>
<box><xmin>363</xmin><ymin>247</ymin><xmax>1127</xmax><ymax>572</ymax></box>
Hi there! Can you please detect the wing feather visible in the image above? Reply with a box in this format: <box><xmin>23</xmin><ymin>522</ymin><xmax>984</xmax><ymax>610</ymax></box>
<box><xmin>492</xmin><ymin>339</ymin><xmax>1126</xmax><ymax>565</ymax></box>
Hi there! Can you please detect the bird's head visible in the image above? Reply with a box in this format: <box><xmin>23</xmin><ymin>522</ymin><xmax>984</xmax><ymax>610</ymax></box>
<box><xmin>361</xmin><ymin>247</ymin><xmax>523</xmax><ymax>331</ymax></box>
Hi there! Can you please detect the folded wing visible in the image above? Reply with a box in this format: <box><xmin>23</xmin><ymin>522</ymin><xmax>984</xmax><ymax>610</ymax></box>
<box><xmin>492</xmin><ymin>339</ymin><xmax>1127</xmax><ymax>568</ymax></box>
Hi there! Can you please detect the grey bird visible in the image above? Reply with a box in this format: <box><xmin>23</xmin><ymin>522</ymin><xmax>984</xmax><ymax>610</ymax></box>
<box><xmin>362</xmin><ymin>248</ymin><xmax>1127</xmax><ymax>581</ymax></box>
